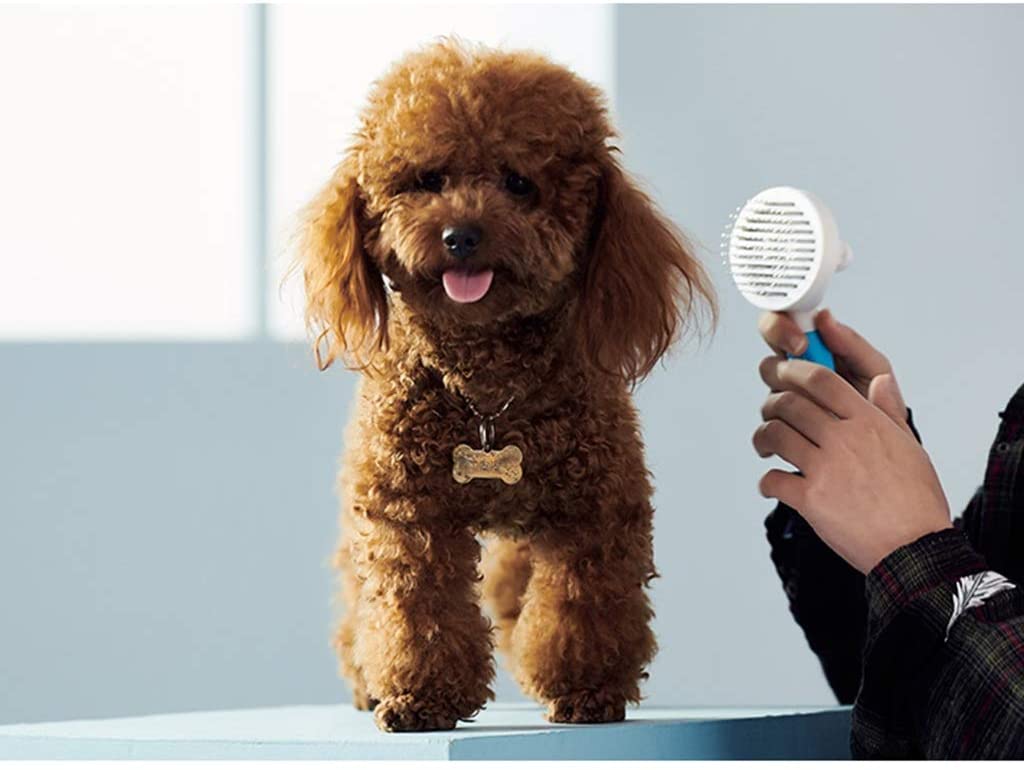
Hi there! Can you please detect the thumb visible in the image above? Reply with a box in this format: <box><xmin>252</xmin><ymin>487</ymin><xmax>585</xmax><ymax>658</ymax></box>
<box><xmin>868</xmin><ymin>373</ymin><xmax>912</xmax><ymax>435</ymax></box>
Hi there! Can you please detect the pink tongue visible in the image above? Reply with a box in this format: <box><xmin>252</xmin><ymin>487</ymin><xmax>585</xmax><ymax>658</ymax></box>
<box><xmin>442</xmin><ymin>268</ymin><xmax>494</xmax><ymax>303</ymax></box>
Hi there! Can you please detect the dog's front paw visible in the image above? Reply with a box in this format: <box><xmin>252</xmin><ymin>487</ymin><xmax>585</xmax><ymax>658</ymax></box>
<box><xmin>373</xmin><ymin>694</ymin><xmax>467</xmax><ymax>732</ymax></box>
<box><xmin>546</xmin><ymin>690</ymin><xmax>626</xmax><ymax>724</ymax></box>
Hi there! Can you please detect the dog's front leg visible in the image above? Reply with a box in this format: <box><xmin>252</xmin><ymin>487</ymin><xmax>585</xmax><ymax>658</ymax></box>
<box><xmin>511</xmin><ymin>504</ymin><xmax>658</xmax><ymax>723</ymax></box>
<box><xmin>352</xmin><ymin>515</ymin><xmax>495</xmax><ymax>732</ymax></box>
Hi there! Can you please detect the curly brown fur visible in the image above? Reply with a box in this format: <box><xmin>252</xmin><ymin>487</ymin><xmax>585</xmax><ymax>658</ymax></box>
<box><xmin>303</xmin><ymin>39</ymin><xmax>716</xmax><ymax>732</ymax></box>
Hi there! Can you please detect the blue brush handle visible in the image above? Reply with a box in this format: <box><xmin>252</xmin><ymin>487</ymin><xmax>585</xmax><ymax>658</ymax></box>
<box><xmin>788</xmin><ymin>330</ymin><xmax>835</xmax><ymax>370</ymax></box>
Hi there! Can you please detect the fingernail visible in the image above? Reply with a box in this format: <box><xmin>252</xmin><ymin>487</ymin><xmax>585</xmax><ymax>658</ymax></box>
<box><xmin>789</xmin><ymin>336</ymin><xmax>807</xmax><ymax>355</ymax></box>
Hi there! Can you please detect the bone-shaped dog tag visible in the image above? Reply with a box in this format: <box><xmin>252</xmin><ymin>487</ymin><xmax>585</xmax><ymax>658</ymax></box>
<box><xmin>452</xmin><ymin>443</ymin><xmax>523</xmax><ymax>485</ymax></box>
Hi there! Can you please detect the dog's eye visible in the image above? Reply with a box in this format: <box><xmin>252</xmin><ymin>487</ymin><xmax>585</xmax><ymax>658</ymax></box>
<box><xmin>414</xmin><ymin>170</ymin><xmax>446</xmax><ymax>194</ymax></box>
<box><xmin>504</xmin><ymin>172</ymin><xmax>534</xmax><ymax>197</ymax></box>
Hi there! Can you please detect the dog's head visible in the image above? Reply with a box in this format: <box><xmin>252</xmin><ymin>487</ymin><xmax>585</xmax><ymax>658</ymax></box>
<box><xmin>302</xmin><ymin>39</ymin><xmax>714</xmax><ymax>383</ymax></box>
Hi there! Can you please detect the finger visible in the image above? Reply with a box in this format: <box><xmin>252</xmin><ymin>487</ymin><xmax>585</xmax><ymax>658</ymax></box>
<box><xmin>752</xmin><ymin>419</ymin><xmax>818</xmax><ymax>470</ymax></box>
<box><xmin>759</xmin><ymin>312</ymin><xmax>808</xmax><ymax>357</ymax></box>
<box><xmin>769</xmin><ymin>358</ymin><xmax>864</xmax><ymax>419</ymax></box>
<box><xmin>760</xmin><ymin>390</ymin><xmax>834</xmax><ymax>446</ymax></box>
<box><xmin>759</xmin><ymin>355</ymin><xmax>787</xmax><ymax>393</ymax></box>
<box><xmin>758</xmin><ymin>468</ymin><xmax>808</xmax><ymax>509</ymax></box>
<box><xmin>759</xmin><ymin>355</ymin><xmax>842</xmax><ymax>410</ymax></box>
<box><xmin>868</xmin><ymin>373</ymin><xmax>914</xmax><ymax>436</ymax></box>
<box><xmin>814</xmin><ymin>309</ymin><xmax>891</xmax><ymax>380</ymax></box>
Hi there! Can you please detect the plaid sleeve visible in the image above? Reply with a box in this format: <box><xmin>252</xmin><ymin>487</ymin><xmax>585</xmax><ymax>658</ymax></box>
<box><xmin>761</xmin><ymin>408</ymin><xmax>925</xmax><ymax>704</ymax></box>
<box><xmin>853</xmin><ymin>528</ymin><xmax>1024</xmax><ymax>759</ymax></box>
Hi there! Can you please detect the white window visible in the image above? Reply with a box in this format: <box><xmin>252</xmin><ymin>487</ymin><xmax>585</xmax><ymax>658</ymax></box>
<box><xmin>0</xmin><ymin>5</ymin><xmax>613</xmax><ymax>340</ymax></box>
<box><xmin>267</xmin><ymin>4</ymin><xmax>614</xmax><ymax>339</ymax></box>
<box><xmin>0</xmin><ymin>6</ymin><xmax>252</xmax><ymax>339</ymax></box>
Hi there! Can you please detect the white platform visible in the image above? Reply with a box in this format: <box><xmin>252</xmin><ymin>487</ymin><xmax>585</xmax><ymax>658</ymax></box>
<box><xmin>0</xmin><ymin>703</ymin><xmax>851</xmax><ymax>760</ymax></box>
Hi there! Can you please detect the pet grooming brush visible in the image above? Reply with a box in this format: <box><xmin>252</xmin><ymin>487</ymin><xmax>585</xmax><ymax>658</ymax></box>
<box><xmin>724</xmin><ymin>186</ymin><xmax>853</xmax><ymax>370</ymax></box>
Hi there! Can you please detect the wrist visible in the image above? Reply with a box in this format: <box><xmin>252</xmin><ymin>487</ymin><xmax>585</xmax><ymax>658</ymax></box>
<box><xmin>864</xmin><ymin>528</ymin><xmax>985</xmax><ymax>628</ymax></box>
<box><xmin>862</xmin><ymin>519</ymin><xmax>952</xmax><ymax>575</ymax></box>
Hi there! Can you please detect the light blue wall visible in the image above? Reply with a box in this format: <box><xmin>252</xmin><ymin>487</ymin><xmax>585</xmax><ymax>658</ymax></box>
<box><xmin>4</xmin><ymin>4</ymin><xmax>1024</xmax><ymax>725</ymax></box>
<box><xmin>616</xmin><ymin>2</ymin><xmax>1024</xmax><ymax>707</ymax></box>
<box><xmin>1</xmin><ymin>344</ymin><xmax>354</xmax><ymax>722</ymax></box>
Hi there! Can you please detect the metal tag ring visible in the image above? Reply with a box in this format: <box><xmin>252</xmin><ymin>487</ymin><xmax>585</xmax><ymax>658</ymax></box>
<box><xmin>478</xmin><ymin>417</ymin><xmax>496</xmax><ymax>451</ymax></box>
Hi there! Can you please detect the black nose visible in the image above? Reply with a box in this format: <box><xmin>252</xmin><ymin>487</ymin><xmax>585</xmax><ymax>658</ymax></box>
<box><xmin>442</xmin><ymin>225</ymin><xmax>482</xmax><ymax>260</ymax></box>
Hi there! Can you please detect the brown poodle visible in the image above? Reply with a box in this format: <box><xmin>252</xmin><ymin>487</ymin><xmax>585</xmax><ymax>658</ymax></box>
<box><xmin>301</xmin><ymin>39</ymin><xmax>715</xmax><ymax>732</ymax></box>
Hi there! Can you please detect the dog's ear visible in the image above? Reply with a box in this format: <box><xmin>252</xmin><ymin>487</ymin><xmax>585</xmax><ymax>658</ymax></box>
<box><xmin>301</xmin><ymin>161</ymin><xmax>388</xmax><ymax>371</ymax></box>
<box><xmin>576</xmin><ymin>154</ymin><xmax>716</xmax><ymax>385</ymax></box>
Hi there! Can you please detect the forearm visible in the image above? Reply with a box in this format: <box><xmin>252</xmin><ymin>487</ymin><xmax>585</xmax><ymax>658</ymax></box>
<box><xmin>854</xmin><ymin>528</ymin><xmax>1024</xmax><ymax>759</ymax></box>
<box><xmin>765</xmin><ymin>501</ymin><xmax>866</xmax><ymax>703</ymax></box>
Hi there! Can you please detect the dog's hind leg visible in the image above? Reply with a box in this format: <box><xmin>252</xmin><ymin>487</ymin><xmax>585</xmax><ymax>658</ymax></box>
<box><xmin>480</xmin><ymin>537</ymin><xmax>532</xmax><ymax>662</ymax></box>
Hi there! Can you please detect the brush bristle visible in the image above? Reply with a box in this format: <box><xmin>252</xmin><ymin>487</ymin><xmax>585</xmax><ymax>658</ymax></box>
<box><xmin>727</xmin><ymin>194</ymin><xmax>820</xmax><ymax>306</ymax></box>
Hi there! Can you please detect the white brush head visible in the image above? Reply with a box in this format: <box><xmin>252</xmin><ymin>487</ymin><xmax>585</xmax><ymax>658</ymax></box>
<box><xmin>725</xmin><ymin>186</ymin><xmax>851</xmax><ymax>328</ymax></box>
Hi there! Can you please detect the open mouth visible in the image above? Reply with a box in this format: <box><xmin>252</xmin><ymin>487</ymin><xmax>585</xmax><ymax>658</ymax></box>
<box><xmin>441</xmin><ymin>267</ymin><xmax>494</xmax><ymax>304</ymax></box>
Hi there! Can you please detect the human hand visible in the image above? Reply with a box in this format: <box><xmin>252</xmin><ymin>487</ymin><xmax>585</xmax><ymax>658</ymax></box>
<box><xmin>758</xmin><ymin>309</ymin><xmax>908</xmax><ymax>425</ymax></box>
<box><xmin>753</xmin><ymin>357</ymin><xmax>952</xmax><ymax>574</ymax></box>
